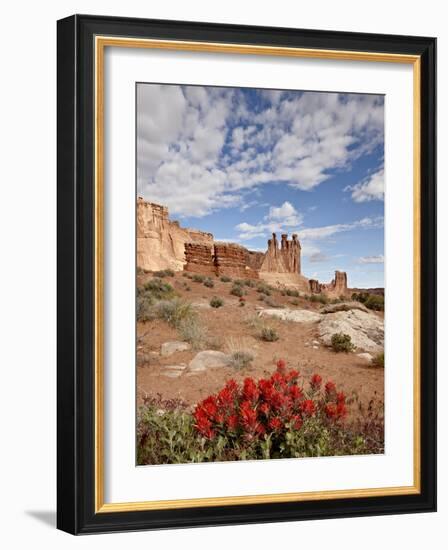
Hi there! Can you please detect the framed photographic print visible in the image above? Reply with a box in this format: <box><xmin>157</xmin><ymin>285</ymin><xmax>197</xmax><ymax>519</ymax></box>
<box><xmin>57</xmin><ymin>14</ymin><xmax>436</xmax><ymax>534</ymax></box>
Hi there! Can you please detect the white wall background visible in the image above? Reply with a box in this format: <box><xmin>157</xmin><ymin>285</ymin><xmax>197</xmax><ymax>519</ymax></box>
<box><xmin>0</xmin><ymin>1</ymin><xmax>444</xmax><ymax>547</ymax></box>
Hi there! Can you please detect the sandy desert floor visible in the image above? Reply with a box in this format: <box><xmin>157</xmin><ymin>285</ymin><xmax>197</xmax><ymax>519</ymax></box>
<box><xmin>136</xmin><ymin>272</ymin><xmax>384</xmax><ymax>419</ymax></box>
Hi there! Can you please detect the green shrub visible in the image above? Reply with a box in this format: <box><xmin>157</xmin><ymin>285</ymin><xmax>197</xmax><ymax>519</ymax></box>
<box><xmin>260</xmin><ymin>327</ymin><xmax>279</xmax><ymax>342</ymax></box>
<box><xmin>220</xmin><ymin>275</ymin><xmax>232</xmax><ymax>283</ymax></box>
<box><xmin>154</xmin><ymin>268</ymin><xmax>175</xmax><ymax>278</ymax></box>
<box><xmin>233</xmin><ymin>279</ymin><xmax>245</xmax><ymax>287</ymax></box>
<box><xmin>364</xmin><ymin>294</ymin><xmax>384</xmax><ymax>311</ymax></box>
<box><xmin>309</xmin><ymin>293</ymin><xmax>328</xmax><ymax>305</ymax></box>
<box><xmin>290</xmin><ymin>299</ymin><xmax>300</xmax><ymax>306</ymax></box>
<box><xmin>286</xmin><ymin>289</ymin><xmax>300</xmax><ymax>297</ymax></box>
<box><xmin>210</xmin><ymin>296</ymin><xmax>224</xmax><ymax>308</ymax></box>
<box><xmin>331</xmin><ymin>332</ymin><xmax>355</xmax><ymax>353</ymax></box>
<box><xmin>230</xmin><ymin>285</ymin><xmax>245</xmax><ymax>297</ymax></box>
<box><xmin>372</xmin><ymin>352</ymin><xmax>385</xmax><ymax>368</ymax></box>
<box><xmin>257</xmin><ymin>284</ymin><xmax>272</xmax><ymax>296</ymax></box>
<box><xmin>192</xmin><ymin>274</ymin><xmax>205</xmax><ymax>283</ymax></box>
<box><xmin>203</xmin><ymin>277</ymin><xmax>214</xmax><ymax>288</ymax></box>
<box><xmin>351</xmin><ymin>292</ymin><xmax>369</xmax><ymax>303</ymax></box>
<box><xmin>243</xmin><ymin>279</ymin><xmax>256</xmax><ymax>288</ymax></box>
<box><xmin>136</xmin><ymin>279</ymin><xmax>177</xmax><ymax>321</ymax></box>
<box><xmin>150</xmin><ymin>299</ymin><xmax>196</xmax><ymax>328</ymax></box>
<box><xmin>177</xmin><ymin>316</ymin><xmax>208</xmax><ymax>350</ymax></box>
<box><xmin>229</xmin><ymin>350</ymin><xmax>254</xmax><ymax>369</ymax></box>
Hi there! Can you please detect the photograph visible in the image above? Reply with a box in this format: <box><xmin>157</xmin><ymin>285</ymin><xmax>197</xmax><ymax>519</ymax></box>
<box><xmin>135</xmin><ymin>83</ymin><xmax>386</xmax><ymax>465</ymax></box>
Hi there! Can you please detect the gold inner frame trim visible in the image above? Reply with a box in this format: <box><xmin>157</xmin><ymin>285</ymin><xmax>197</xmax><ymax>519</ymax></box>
<box><xmin>94</xmin><ymin>35</ymin><xmax>421</xmax><ymax>513</ymax></box>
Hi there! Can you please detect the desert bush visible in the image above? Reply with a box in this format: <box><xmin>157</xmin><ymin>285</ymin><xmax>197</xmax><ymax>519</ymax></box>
<box><xmin>364</xmin><ymin>294</ymin><xmax>384</xmax><ymax>311</ymax></box>
<box><xmin>230</xmin><ymin>284</ymin><xmax>245</xmax><ymax>297</ymax></box>
<box><xmin>136</xmin><ymin>279</ymin><xmax>177</xmax><ymax>321</ymax></box>
<box><xmin>177</xmin><ymin>316</ymin><xmax>208</xmax><ymax>350</ymax></box>
<box><xmin>192</xmin><ymin>274</ymin><xmax>205</xmax><ymax>283</ymax></box>
<box><xmin>290</xmin><ymin>299</ymin><xmax>300</xmax><ymax>306</ymax></box>
<box><xmin>203</xmin><ymin>277</ymin><xmax>214</xmax><ymax>288</ymax></box>
<box><xmin>239</xmin><ymin>297</ymin><xmax>246</xmax><ymax>307</ymax></box>
<box><xmin>260</xmin><ymin>295</ymin><xmax>283</xmax><ymax>308</ymax></box>
<box><xmin>351</xmin><ymin>291</ymin><xmax>369</xmax><ymax>303</ymax></box>
<box><xmin>243</xmin><ymin>279</ymin><xmax>256</xmax><ymax>288</ymax></box>
<box><xmin>136</xmin><ymin>266</ymin><xmax>149</xmax><ymax>275</ymax></box>
<box><xmin>137</xmin><ymin>361</ymin><xmax>384</xmax><ymax>464</ymax></box>
<box><xmin>331</xmin><ymin>332</ymin><xmax>355</xmax><ymax>353</ymax></box>
<box><xmin>220</xmin><ymin>275</ymin><xmax>232</xmax><ymax>283</ymax></box>
<box><xmin>257</xmin><ymin>284</ymin><xmax>272</xmax><ymax>296</ymax></box>
<box><xmin>229</xmin><ymin>350</ymin><xmax>254</xmax><ymax>369</ymax></box>
<box><xmin>285</xmin><ymin>289</ymin><xmax>300</xmax><ymax>297</ymax></box>
<box><xmin>153</xmin><ymin>268</ymin><xmax>175</xmax><ymax>278</ymax></box>
<box><xmin>309</xmin><ymin>293</ymin><xmax>328</xmax><ymax>305</ymax></box>
<box><xmin>210</xmin><ymin>296</ymin><xmax>224</xmax><ymax>308</ymax></box>
<box><xmin>372</xmin><ymin>352</ymin><xmax>385</xmax><ymax>368</ymax></box>
<box><xmin>233</xmin><ymin>279</ymin><xmax>245</xmax><ymax>287</ymax></box>
<box><xmin>149</xmin><ymin>298</ymin><xmax>196</xmax><ymax>328</ymax></box>
<box><xmin>260</xmin><ymin>327</ymin><xmax>279</xmax><ymax>342</ymax></box>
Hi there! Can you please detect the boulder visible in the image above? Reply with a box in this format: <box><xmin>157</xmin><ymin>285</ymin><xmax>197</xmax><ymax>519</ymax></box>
<box><xmin>188</xmin><ymin>350</ymin><xmax>231</xmax><ymax>372</ymax></box>
<box><xmin>357</xmin><ymin>352</ymin><xmax>374</xmax><ymax>363</ymax></box>
<box><xmin>259</xmin><ymin>308</ymin><xmax>322</xmax><ymax>323</ymax></box>
<box><xmin>160</xmin><ymin>341</ymin><xmax>191</xmax><ymax>357</ymax></box>
<box><xmin>321</xmin><ymin>301</ymin><xmax>369</xmax><ymax>314</ymax></box>
<box><xmin>161</xmin><ymin>364</ymin><xmax>187</xmax><ymax>378</ymax></box>
<box><xmin>318</xmin><ymin>309</ymin><xmax>384</xmax><ymax>353</ymax></box>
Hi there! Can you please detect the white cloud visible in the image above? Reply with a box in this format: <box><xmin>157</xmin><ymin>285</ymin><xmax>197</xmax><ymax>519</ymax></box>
<box><xmin>358</xmin><ymin>254</ymin><xmax>384</xmax><ymax>264</ymax></box>
<box><xmin>346</xmin><ymin>168</ymin><xmax>384</xmax><ymax>202</ymax></box>
<box><xmin>137</xmin><ymin>84</ymin><xmax>384</xmax><ymax>217</ymax></box>
<box><xmin>235</xmin><ymin>201</ymin><xmax>304</xmax><ymax>240</ymax></box>
<box><xmin>297</xmin><ymin>216</ymin><xmax>383</xmax><ymax>240</ymax></box>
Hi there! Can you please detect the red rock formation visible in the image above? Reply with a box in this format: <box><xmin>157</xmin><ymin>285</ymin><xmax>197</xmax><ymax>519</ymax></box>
<box><xmin>214</xmin><ymin>243</ymin><xmax>259</xmax><ymax>279</ymax></box>
<box><xmin>137</xmin><ymin>198</ymin><xmax>213</xmax><ymax>271</ymax></box>
<box><xmin>309</xmin><ymin>279</ymin><xmax>322</xmax><ymax>294</ymax></box>
<box><xmin>184</xmin><ymin>243</ymin><xmax>215</xmax><ymax>275</ymax></box>
<box><xmin>260</xmin><ymin>233</ymin><xmax>301</xmax><ymax>274</ymax></box>
<box><xmin>317</xmin><ymin>270</ymin><xmax>348</xmax><ymax>297</ymax></box>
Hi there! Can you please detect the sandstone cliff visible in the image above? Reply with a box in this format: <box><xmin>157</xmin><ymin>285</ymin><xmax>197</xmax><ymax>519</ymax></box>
<box><xmin>137</xmin><ymin>198</ymin><xmax>213</xmax><ymax>272</ymax></box>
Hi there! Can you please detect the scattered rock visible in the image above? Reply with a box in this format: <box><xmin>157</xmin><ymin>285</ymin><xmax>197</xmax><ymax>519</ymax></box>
<box><xmin>312</xmin><ymin>340</ymin><xmax>320</xmax><ymax>345</ymax></box>
<box><xmin>160</xmin><ymin>341</ymin><xmax>191</xmax><ymax>357</ymax></box>
<box><xmin>259</xmin><ymin>308</ymin><xmax>322</xmax><ymax>323</ymax></box>
<box><xmin>161</xmin><ymin>364</ymin><xmax>187</xmax><ymax>378</ymax></box>
<box><xmin>357</xmin><ymin>352</ymin><xmax>374</xmax><ymax>363</ymax></box>
<box><xmin>188</xmin><ymin>350</ymin><xmax>231</xmax><ymax>372</ymax></box>
<box><xmin>321</xmin><ymin>301</ymin><xmax>369</xmax><ymax>314</ymax></box>
<box><xmin>318</xmin><ymin>309</ymin><xmax>384</xmax><ymax>353</ymax></box>
<box><xmin>312</xmin><ymin>345</ymin><xmax>319</xmax><ymax>349</ymax></box>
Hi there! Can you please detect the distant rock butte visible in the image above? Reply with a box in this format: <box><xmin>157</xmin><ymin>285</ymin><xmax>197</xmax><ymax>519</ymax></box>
<box><xmin>137</xmin><ymin>198</ymin><xmax>348</xmax><ymax>296</ymax></box>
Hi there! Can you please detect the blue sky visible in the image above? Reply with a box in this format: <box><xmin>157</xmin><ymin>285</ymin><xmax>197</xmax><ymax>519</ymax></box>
<box><xmin>137</xmin><ymin>84</ymin><xmax>384</xmax><ymax>288</ymax></box>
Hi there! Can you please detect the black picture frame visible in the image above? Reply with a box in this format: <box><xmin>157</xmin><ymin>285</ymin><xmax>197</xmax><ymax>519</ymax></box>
<box><xmin>57</xmin><ymin>14</ymin><xmax>436</xmax><ymax>535</ymax></box>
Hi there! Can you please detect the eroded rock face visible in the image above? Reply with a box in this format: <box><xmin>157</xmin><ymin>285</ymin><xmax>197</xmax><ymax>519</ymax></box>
<box><xmin>184</xmin><ymin>243</ymin><xmax>215</xmax><ymax>275</ymax></box>
<box><xmin>260</xmin><ymin>233</ymin><xmax>301</xmax><ymax>274</ymax></box>
<box><xmin>137</xmin><ymin>198</ymin><xmax>213</xmax><ymax>272</ymax></box>
<box><xmin>214</xmin><ymin>243</ymin><xmax>259</xmax><ymax>279</ymax></box>
<box><xmin>318</xmin><ymin>309</ymin><xmax>384</xmax><ymax>353</ymax></box>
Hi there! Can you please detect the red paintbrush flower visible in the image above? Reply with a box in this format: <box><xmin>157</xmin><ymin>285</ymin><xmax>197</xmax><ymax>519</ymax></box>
<box><xmin>310</xmin><ymin>373</ymin><xmax>322</xmax><ymax>390</ymax></box>
<box><xmin>301</xmin><ymin>399</ymin><xmax>316</xmax><ymax>417</ymax></box>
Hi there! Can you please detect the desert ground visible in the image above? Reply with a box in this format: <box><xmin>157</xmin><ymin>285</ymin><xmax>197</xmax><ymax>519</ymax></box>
<box><xmin>136</xmin><ymin>271</ymin><xmax>384</xmax><ymax>419</ymax></box>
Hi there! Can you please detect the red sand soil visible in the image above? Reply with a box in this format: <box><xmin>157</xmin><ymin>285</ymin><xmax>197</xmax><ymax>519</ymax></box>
<box><xmin>136</xmin><ymin>272</ymin><xmax>384</xmax><ymax>414</ymax></box>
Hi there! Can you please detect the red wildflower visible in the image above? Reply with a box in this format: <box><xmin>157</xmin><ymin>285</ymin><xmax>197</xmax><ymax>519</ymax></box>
<box><xmin>226</xmin><ymin>414</ymin><xmax>239</xmax><ymax>430</ymax></box>
<box><xmin>336</xmin><ymin>391</ymin><xmax>346</xmax><ymax>404</ymax></box>
<box><xmin>291</xmin><ymin>414</ymin><xmax>303</xmax><ymax>430</ymax></box>
<box><xmin>325</xmin><ymin>381</ymin><xmax>337</xmax><ymax>397</ymax></box>
<box><xmin>193</xmin><ymin>410</ymin><xmax>215</xmax><ymax>439</ymax></box>
<box><xmin>259</xmin><ymin>402</ymin><xmax>270</xmax><ymax>416</ymax></box>
<box><xmin>336</xmin><ymin>402</ymin><xmax>347</xmax><ymax>419</ymax></box>
<box><xmin>243</xmin><ymin>377</ymin><xmax>259</xmax><ymax>402</ymax></box>
<box><xmin>200</xmin><ymin>395</ymin><xmax>218</xmax><ymax>419</ymax></box>
<box><xmin>240</xmin><ymin>400</ymin><xmax>258</xmax><ymax>431</ymax></box>
<box><xmin>276</xmin><ymin>358</ymin><xmax>287</xmax><ymax>371</ymax></box>
<box><xmin>286</xmin><ymin>369</ymin><xmax>300</xmax><ymax>383</ymax></box>
<box><xmin>310</xmin><ymin>373</ymin><xmax>322</xmax><ymax>390</ymax></box>
<box><xmin>268</xmin><ymin>417</ymin><xmax>283</xmax><ymax>431</ymax></box>
<box><xmin>301</xmin><ymin>399</ymin><xmax>316</xmax><ymax>417</ymax></box>
<box><xmin>289</xmin><ymin>384</ymin><xmax>303</xmax><ymax>402</ymax></box>
<box><xmin>324</xmin><ymin>403</ymin><xmax>337</xmax><ymax>418</ymax></box>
